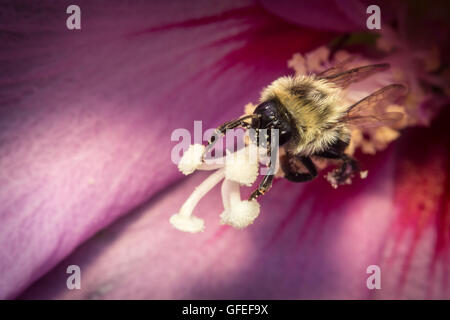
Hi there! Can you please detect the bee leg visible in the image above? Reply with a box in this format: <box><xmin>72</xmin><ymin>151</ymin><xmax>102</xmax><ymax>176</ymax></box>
<box><xmin>202</xmin><ymin>114</ymin><xmax>255</xmax><ymax>160</ymax></box>
<box><xmin>281</xmin><ymin>154</ymin><xmax>318</xmax><ymax>182</ymax></box>
<box><xmin>316</xmin><ymin>149</ymin><xmax>359</xmax><ymax>185</ymax></box>
<box><xmin>249</xmin><ymin>172</ymin><xmax>275</xmax><ymax>200</ymax></box>
<box><xmin>249</xmin><ymin>141</ymin><xmax>278</xmax><ymax>200</ymax></box>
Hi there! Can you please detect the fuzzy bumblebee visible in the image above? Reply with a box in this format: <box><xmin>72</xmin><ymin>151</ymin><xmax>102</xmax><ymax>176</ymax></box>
<box><xmin>203</xmin><ymin>62</ymin><xmax>407</xmax><ymax>199</ymax></box>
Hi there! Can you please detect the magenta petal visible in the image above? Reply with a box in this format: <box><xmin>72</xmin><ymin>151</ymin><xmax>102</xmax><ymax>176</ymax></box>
<box><xmin>0</xmin><ymin>1</ymin><xmax>333</xmax><ymax>298</ymax></box>
<box><xmin>259</xmin><ymin>0</ymin><xmax>366</xmax><ymax>32</ymax></box>
<box><xmin>20</xmin><ymin>138</ymin><xmax>449</xmax><ymax>299</ymax></box>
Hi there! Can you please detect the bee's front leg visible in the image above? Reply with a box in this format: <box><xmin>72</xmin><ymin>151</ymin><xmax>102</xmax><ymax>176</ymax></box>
<box><xmin>202</xmin><ymin>114</ymin><xmax>254</xmax><ymax>160</ymax></box>
<box><xmin>249</xmin><ymin>140</ymin><xmax>278</xmax><ymax>201</ymax></box>
<box><xmin>249</xmin><ymin>174</ymin><xmax>275</xmax><ymax>200</ymax></box>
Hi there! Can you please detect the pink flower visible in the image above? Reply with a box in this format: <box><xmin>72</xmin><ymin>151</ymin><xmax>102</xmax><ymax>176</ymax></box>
<box><xmin>0</xmin><ymin>0</ymin><xmax>448</xmax><ymax>299</ymax></box>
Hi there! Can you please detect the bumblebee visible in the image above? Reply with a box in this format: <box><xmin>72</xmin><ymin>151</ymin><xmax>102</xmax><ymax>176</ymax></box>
<box><xmin>203</xmin><ymin>62</ymin><xmax>406</xmax><ymax>200</ymax></box>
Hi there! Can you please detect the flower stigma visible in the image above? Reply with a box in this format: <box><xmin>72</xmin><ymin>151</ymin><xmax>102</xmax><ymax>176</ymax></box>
<box><xmin>170</xmin><ymin>142</ymin><xmax>262</xmax><ymax>233</ymax></box>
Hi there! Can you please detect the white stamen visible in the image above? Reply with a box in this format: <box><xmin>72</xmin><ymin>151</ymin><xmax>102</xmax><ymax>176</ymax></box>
<box><xmin>169</xmin><ymin>214</ymin><xmax>205</xmax><ymax>234</ymax></box>
<box><xmin>220</xmin><ymin>179</ymin><xmax>260</xmax><ymax>229</ymax></box>
<box><xmin>170</xmin><ymin>168</ymin><xmax>225</xmax><ymax>233</ymax></box>
<box><xmin>224</xmin><ymin>144</ymin><xmax>259</xmax><ymax>186</ymax></box>
<box><xmin>178</xmin><ymin>144</ymin><xmax>227</xmax><ymax>175</ymax></box>
<box><xmin>178</xmin><ymin>144</ymin><xmax>205</xmax><ymax>175</ymax></box>
<box><xmin>172</xmin><ymin>143</ymin><xmax>262</xmax><ymax>232</ymax></box>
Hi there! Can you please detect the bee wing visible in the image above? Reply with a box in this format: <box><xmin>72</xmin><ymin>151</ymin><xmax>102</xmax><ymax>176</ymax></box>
<box><xmin>321</xmin><ymin>63</ymin><xmax>390</xmax><ymax>88</ymax></box>
<box><xmin>345</xmin><ymin>112</ymin><xmax>404</xmax><ymax>128</ymax></box>
<box><xmin>316</xmin><ymin>56</ymin><xmax>356</xmax><ymax>78</ymax></box>
<box><xmin>343</xmin><ymin>84</ymin><xmax>407</xmax><ymax>129</ymax></box>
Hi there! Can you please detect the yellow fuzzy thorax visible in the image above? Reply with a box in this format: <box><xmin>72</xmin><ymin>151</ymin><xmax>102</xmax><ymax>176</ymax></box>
<box><xmin>260</xmin><ymin>75</ymin><xmax>350</xmax><ymax>155</ymax></box>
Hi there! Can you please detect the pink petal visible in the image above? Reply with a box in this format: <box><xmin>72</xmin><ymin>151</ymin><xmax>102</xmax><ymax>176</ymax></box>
<box><xmin>259</xmin><ymin>0</ymin><xmax>365</xmax><ymax>32</ymax></box>
<box><xmin>387</xmin><ymin>110</ymin><xmax>450</xmax><ymax>297</ymax></box>
<box><xmin>0</xmin><ymin>1</ymin><xmax>333</xmax><ymax>298</ymax></box>
<box><xmin>259</xmin><ymin>0</ymin><xmax>408</xmax><ymax>33</ymax></box>
<box><xmin>20</xmin><ymin>113</ymin><xmax>450</xmax><ymax>298</ymax></box>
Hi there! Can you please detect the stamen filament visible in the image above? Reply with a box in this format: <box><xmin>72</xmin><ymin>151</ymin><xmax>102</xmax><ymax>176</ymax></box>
<box><xmin>179</xmin><ymin>168</ymin><xmax>225</xmax><ymax>218</ymax></box>
<box><xmin>170</xmin><ymin>168</ymin><xmax>225</xmax><ymax>233</ymax></box>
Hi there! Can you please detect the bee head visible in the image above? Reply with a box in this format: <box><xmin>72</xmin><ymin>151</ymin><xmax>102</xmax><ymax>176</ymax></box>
<box><xmin>251</xmin><ymin>99</ymin><xmax>293</xmax><ymax>146</ymax></box>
